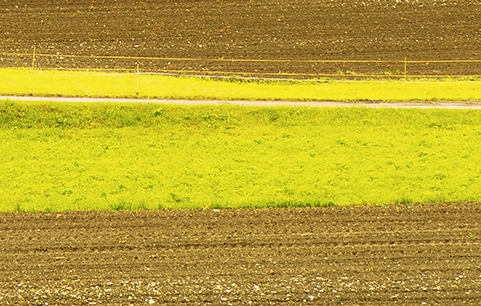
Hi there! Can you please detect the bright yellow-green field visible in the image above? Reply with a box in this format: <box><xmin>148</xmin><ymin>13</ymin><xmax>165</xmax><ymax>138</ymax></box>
<box><xmin>1</xmin><ymin>68</ymin><xmax>481</xmax><ymax>101</ymax></box>
<box><xmin>1</xmin><ymin>101</ymin><xmax>481</xmax><ymax>212</ymax></box>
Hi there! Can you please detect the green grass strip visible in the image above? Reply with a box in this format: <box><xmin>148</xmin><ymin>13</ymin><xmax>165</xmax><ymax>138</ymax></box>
<box><xmin>1</xmin><ymin>68</ymin><xmax>481</xmax><ymax>101</ymax></box>
<box><xmin>1</xmin><ymin>101</ymin><xmax>481</xmax><ymax>212</ymax></box>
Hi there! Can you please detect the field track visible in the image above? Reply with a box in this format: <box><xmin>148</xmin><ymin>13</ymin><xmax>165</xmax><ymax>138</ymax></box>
<box><xmin>1</xmin><ymin>203</ymin><xmax>481</xmax><ymax>305</ymax></box>
<box><xmin>3</xmin><ymin>96</ymin><xmax>481</xmax><ymax>109</ymax></box>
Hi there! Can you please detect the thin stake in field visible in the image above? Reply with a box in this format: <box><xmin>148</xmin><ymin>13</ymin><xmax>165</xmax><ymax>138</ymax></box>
<box><xmin>31</xmin><ymin>46</ymin><xmax>36</xmax><ymax>70</ymax></box>
<box><xmin>136</xmin><ymin>63</ymin><xmax>140</xmax><ymax>96</ymax></box>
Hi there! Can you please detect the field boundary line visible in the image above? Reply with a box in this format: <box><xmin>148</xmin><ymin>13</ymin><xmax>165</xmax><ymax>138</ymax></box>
<box><xmin>2</xmin><ymin>51</ymin><xmax>481</xmax><ymax>79</ymax></box>
<box><xmin>3</xmin><ymin>51</ymin><xmax>481</xmax><ymax>64</ymax></box>
<box><xmin>1</xmin><ymin>66</ymin><xmax>480</xmax><ymax>80</ymax></box>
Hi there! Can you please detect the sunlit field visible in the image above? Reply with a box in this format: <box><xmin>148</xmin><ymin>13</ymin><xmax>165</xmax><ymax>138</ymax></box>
<box><xmin>1</xmin><ymin>101</ymin><xmax>481</xmax><ymax>212</ymax></box>
<box><xmin>1</xmin><ymin>68</ymin><xmax>481</xmax><ymax>101</ymax></box>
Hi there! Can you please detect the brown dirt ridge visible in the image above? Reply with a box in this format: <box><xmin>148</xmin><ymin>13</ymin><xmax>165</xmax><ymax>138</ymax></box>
<box><xmin>1</xmin><ymin>203</ymin><xmax>481</xmax><ymax>305</ymax></box>
<box><xmin>1</xmin><ymin>0</ymin><xmax>480</xmax><ymax>77</ymax></box>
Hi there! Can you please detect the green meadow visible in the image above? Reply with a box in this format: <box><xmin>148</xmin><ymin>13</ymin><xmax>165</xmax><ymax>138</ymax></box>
<box><xmin>1</xmin><ymin>101</ymin><xmax>481</xmax><ymax>212</ymax></box>
<box><xmin>1</xmin><ymin>68</ymin><xmax>481</xmax><ymax>101</ymax></box>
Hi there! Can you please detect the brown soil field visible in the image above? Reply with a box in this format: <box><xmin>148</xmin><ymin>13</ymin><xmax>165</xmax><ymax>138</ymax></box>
<box><xmin>1</xmin><ymin>0</ymin><xmax>480</xmax><ymax>77</ymax></box>
<box><xmin>1</xmin><ymin>203</ymin><xmax>481</xmax><ymax>305</ymax></box>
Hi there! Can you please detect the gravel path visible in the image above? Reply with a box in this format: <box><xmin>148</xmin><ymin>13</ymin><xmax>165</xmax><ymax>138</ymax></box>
<box><xmin>3</xmin><ymin>96</ymin><xmax>481</xmax><ymax>109</ymax></box>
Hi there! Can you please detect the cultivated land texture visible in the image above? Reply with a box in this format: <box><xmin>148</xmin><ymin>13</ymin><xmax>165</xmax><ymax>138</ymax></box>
<box><xmin>1</xmin><ymin>203</ymin><xmax>481</xmax><ymax>305</ymax></box>
<box><xmin>1</xmin><ymin>0</ymin><xmax>480</xmax><ymax>76</ymax></box>
<box><xmin>2</xmin><ymin>1</ymin><xmax>481</xmax><ymax>304</ymax></box>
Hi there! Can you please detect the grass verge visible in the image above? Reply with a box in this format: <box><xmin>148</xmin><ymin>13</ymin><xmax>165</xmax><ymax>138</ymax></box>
<box><xmin>1</xmin><ymin>101</ymin><xmax>481</xmax><ymax>212</ymax></box>
<box><xmin>1</xmin><ymin>68</ymin><xmax>481</xmax><ymax>101</ymax></box>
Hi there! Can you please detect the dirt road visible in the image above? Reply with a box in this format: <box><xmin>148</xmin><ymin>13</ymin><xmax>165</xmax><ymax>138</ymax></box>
<box><xmin>1</xmin><ymin>203</ymin><xmax>480</xmax><ymax>305</ymax></box>
<box><xmin>3</xmin><ymin>96</ymin><xmax>481</xmax><ymax>109</ymax></box>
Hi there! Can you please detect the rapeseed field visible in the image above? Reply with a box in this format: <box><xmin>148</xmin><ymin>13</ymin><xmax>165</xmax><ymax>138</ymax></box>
<box><xmin>1</xmin><ymin>101</ymin><xmax>481</xmax><ymax>212</ymax></box>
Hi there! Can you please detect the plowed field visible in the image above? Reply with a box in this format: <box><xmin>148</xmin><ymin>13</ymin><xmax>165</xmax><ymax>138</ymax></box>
<box><xmin>1</xmin><ymin>0</ymin><xmax>480</xmax><ymax>76</ymax></box>
<box><xmin>1</xmin><ymin>203</ymin><xmax>481</xmax><ymax>305</ymax></box>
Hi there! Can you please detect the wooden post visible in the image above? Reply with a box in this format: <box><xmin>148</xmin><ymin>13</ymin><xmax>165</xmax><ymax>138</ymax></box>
<box><xmin>404</xmin><ymin>57</ymin><xmax>407</xmax><ymax>80</ymax></box>
<box><xmin>31</xmin><ymin>46</ymin><xmax>36</xmax><ymax>70</ymax></box>
<box><xmin>136</xmin><ymin>63</ymin><xmax>140</xmax><ymax>96</ymax></box>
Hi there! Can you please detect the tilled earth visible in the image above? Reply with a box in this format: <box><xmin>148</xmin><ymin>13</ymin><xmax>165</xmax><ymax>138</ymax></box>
<box><xmin>1</xmin><ymin>203</ymin><xmax>481</xmax><ymax>305</ymax></box>
<box><xmin>1</xmin><ymin>0</ymin><xmax>480</xmax><ymax>76</ymax></box>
